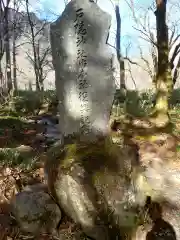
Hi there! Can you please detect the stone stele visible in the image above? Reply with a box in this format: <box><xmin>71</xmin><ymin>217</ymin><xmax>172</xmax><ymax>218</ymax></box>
<box><xmin>50</xmin><ymin>0</ymin><xmax>116</xmax><ymax>141</ymax></box>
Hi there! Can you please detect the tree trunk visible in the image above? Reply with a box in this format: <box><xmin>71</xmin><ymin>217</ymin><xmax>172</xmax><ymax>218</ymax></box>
<box><xmin>151</xmin><ymin>0</ymin><xmax>172</xmax><ymax>128</ymax></box>
<box><xmin>0</xmin><ymin>62</ymin><xmax>2</xmax><ymax>86</ymax></box>
<box><xmin>4</xmin><ymin>6</ymin><xmax>12</xmax><ymax>93</ymax></box>
<box><xmin>28</xmin><ymin>80</ymin><xmax>32</xmax><ymax>91</ymax></box>
<box><xmin>12</xmin><ymin>39</ymin><xmax>17</xmax><ymax>90</ymax></box>
<box><xmin>0</xmin><ymin>1</ymin><xmax>4</xmax><ymax>90</ymax></box>
<box><xmin>12</xmin><ymin>0</ymin><xmax>17</xmax><ymax>91</ymax></box>
<box><xmin>120</xmin><ymin>59</ymin><xmax>125</xmax><ymax>89</ymax></box>
<box><xmin>115</xmin><ymin>4</ymin><xmax>126</xmax><ymax>91</ymax></box>
<box><xmin>26</xmin><ymin>0</ymin><xmax>40</xmax><ymax>91</ymax></box>
<box><xmin>39</xmin><ymin>66</ymin><xmax>44</xmax><ymax>91</ymax></box>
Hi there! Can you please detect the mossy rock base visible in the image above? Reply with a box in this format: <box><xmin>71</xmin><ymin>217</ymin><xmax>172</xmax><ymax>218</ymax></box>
<box><xmin>44</xmin><ymin>135</ymin><xmax>180</xmax><ymax>240</ymax></box>
<box><xmin>44</xmin><ymin>137</ymin><xmax>144</xmax><ymax>239</ymax></box>
<box><xmin>45</xmin><ymin>137</ymin><xmax>139</xmax><ymax>182</ymax></box>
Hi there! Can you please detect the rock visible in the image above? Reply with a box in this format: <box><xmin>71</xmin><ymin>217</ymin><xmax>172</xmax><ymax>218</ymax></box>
<box><xmin>131</xmin><ymin>225</ymin><xmax>153</xmax><ymax>240</ymax></box>
<box><xmin>16</xmin><ymin>145</ymin><xmax>34</xmax><ymax>155</ymax></box>
<box><xmin>38</xmin><ymin>118</ymin><xmax>54</xmax><ymax>126</ymax></box>
<box><xmin>50</xmin><ymin>0</ymin><xmax>116</xmax><ymax>142</ymax></box>
<box><xmin>45</xmin><ymin>125</ymin><xmax>61</xmax><ymax>140</ymax></box>
<box><xmin>24</xmin><ymin>119</ymin><xmax>36</xmax><ymax>124</ymax></box>
<box><xmin>44</xmin><ymin>138</ymin><xmax>141</xmax><ymax>239</ymax></box>
<box><xmin>38</xmin><ymin>104</ymin><xmax>49</xmax><ymax>115</ymax></box>
<box><xmin>16</xmin><ymin>145</ymin><xmax>33</xmax><ymax>152</ymax></box>
<box><xmin>131</xmin><ymin>133</ymin><xmax>180</xmax><ymax>240</ymax></box>
<box><xmin>45</xmin><ymin>135</ymin><xmax>180</xmax><ymax>240</ymax></box>
<box><xmin>0</xmin><ymin>146</ymin><xmax>34</xmax><ymax>163</ymax></box>
<box><xmin>11</xmin><ymin>190</ymin><xmax>61</xmax><ymax>236</ymax></box>
<box><xmin>35</xmin><ymin>133</ymin><xmax>46</xmax><ymax>142</ymax></box>
<box><xmin>36</xmin><ymin>115</ymin><xmax>62</xmax><ymax>144</ymax></box>
<box><xmin>37</xmin><ymin>115</ymin><xmax>59</xmax><ymax>125</ymax></box>
<box><xmin>58</xmin><ymin>228</ymin><xmax>91</xmax><ymax>240</ymax></box>
<box><xmin>23</xmin><ymin>183</ymin><xmax>48</xmax><ymax>193</ymax></box>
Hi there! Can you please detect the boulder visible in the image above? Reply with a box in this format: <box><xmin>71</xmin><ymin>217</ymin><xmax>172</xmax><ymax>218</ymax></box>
<box><xmin>11</xmin><ymin>189</ymin><xmax>61</xmax><ymax>236</ymax></box>
<box><xmin>45</xmin><ymin>136</ymin><xmax>180</xmax><ymax>239</ymax></box>
<box><xmin>44</xmin><ymin>138</ymin><xmax>142</xmax><ymax>239</ymax></box>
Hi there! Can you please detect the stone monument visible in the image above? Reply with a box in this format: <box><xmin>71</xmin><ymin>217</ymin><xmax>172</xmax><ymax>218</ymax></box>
<box><xmin>50</xmin><ymin>0</ymin><xmax>116</xmax><ymax>141</ymax></box>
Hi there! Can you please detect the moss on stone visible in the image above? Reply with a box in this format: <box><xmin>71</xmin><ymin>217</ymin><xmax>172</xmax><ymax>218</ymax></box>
<box><xmin>58</xmin><ymin>137</ymin><xmax>118</xmax><ymax>169</ymax></box>
<box><xmin>46</xmin><ymin>136</ymin><xmax>164</xmax><ymax>237</ymax></box>
<box><xmin>46</xmin><ymin>135</ymin><xmax>139</xmax><ymax>187</ymax></box>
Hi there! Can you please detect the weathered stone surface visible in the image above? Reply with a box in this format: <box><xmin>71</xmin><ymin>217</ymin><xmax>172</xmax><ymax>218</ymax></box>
<box><xmin>23</xmin><ymin>183</ymin><xmax>48</xmax><ymax>193</ymax></box>
<box><xmin>45</xmin><ymin>138</ymin><xmax>141</xmax><ymax>239</ymax></box>
<box><xmin>58</xmin><ymin>228</ymin><xmax>92</xmax><ymax>240</ymax></box>
<box><xmin>50</xmin><ymin>0</ymin><xmax>116</xmax><ymax>141</ymax></box>
<box><xmin>45</xmin><ymin>135</ymin><xmax>180</xmax><ymax>239</ymax></box>
<box><xmin>11</xmin><ymin>190</ymin><xmax>61</xmax><ymax>235</ymax></box>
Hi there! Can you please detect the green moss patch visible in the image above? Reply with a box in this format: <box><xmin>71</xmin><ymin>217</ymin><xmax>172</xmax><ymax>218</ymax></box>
<box><xmin>59</xmin><ymin>138</ymin><xmax>120</xmax><ymax>170</ymax></box>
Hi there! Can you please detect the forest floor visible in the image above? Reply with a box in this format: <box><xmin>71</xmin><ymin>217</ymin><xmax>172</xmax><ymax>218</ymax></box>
<box><xmin>0</xmin><ymin>105</ymin><xmax>180</xmax><ymax>239</ymax></box>
<box><xmin>0</xmin><ymin>106</ymin><xmax>87</xmax><ymax>240</ymax></box>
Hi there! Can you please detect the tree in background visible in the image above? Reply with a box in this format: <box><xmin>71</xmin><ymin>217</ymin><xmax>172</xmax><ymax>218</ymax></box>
<box><xmin>26</xmin><ymin>39</ymin><xmax>51</xmax><ymax>91</ymax></box>
<box><xmin>130</xmin><ymin>1</ymin><xmax>180</xmax><ymax>88</ymax></box>
<box><xmin>0</xmin><ymin>0</ymin><xmax>13</xmax><ymax>93</ymax></box>
<box><xmin>125</xmin><ymin>0</ymin><xmax>175</xmax><ymax>128</ymax></box>
<box><xmin>4</xmin><ymin>1</ymin><xmax>12</xmax><ymax>92</ymax></box>
<box><xmin>103</xmin><ymin>0</ymin><xmax>126</xmax><ymax>91</ymax></box>
<box><xmin>0</xmin><ymin>0</ymin><xmax>4</xmax><ymax>86</ymax></box>
<box><xmin>115</xmin><ymin>1</ymin><xmax>126</xmax><ymax>91</ymax></box>
<box><xmin>0</xmin><ymin>0</ymin><xmax>26</xmax><ymax>92</ymax></box>
<box><xmin>25</xmin><ymin>0</ymin><xmax>51</xmax><ymax>91</ymax></box>
<box><xmin>150</xmin><ymin>0</ymin><xmax>173</xmax><ymax>127</ymax></box>
<box><xmin>12</xmin><ymin>0</ymin><xmax>17</xmax><ymax>90</ymax></box>
<box><xmin>12</xmin><ymin>0</ymin><xmax>22</xmax><ymax>91</ymax></box>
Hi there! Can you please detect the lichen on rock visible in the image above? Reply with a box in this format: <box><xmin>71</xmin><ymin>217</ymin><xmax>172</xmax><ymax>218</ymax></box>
<box><xmin>44</xmin><ymin>130</ymin><xmax>180</xmax><ymax>239</ymax></box>
<box><xmin>44</xmin><ymin>136</ymin><xmax>144</xmax><ymax>239</ymax></box>
<box><xmin>11</xmin><ymin>188</ymin><xmax>61</xmax><ymax>236</ymax></box>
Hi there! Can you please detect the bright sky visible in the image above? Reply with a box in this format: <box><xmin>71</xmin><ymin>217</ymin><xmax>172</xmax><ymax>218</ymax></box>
<box><xmin>10</xmin><ymin>0</ymin><xmax>180</xmax><ymax>57</ymax></box>
<box><xmin>24</xmin><ymin>0</ymin><xmax>153</xmax><ymax>56</ymax></box>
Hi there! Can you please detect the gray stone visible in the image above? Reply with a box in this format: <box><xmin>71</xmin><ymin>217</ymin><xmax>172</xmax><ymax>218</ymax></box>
<box><xmin>23</xmin><ymin>183</ymin><xmax>48</xmax><ymax>192</ymax></box>
<box><xmin>11</xmin><ymin>190</ymin><xmax>61</xmax><ymax>235</ymax></box>
<box><xmin>50</xmin><ymin>0</ymin><xmax>116</xmax><ymax>141</ymax></box>
<box><xmin>45</xmin><ymin>137</ymin><xmax>180</xmax><ymax>240</ymax></box>
<box><xmin>58</xmin><ymin>229</ymin><xmax>92</xmax><ymax>240</ymax></box>
<box><xmin>45</xmin><ymin>140</ymin><xmax>140</xmax><ymax>240</ymax></box>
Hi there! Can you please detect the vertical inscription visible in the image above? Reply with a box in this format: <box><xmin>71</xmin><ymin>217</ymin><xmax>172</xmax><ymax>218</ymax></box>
<box><xmin>74</xmin><ymin>8</ymin><xmax>91</xmax><ymax>135</ymax></box>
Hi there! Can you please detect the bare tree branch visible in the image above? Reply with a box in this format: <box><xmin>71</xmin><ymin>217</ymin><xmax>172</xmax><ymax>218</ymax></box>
<box><xmin>107</xmin><ymin>42</ymin><xmax>138</xmax><ymax>65</ymax></box>
<box><xmin>133</xmin><ymin>26</ymin><xmax>157</xmax><ymax>47</ymax></box>
<box><xmin>170</xmin><ymin>42</ymin><xmax>180</xmax><ymax>68</ymax></box>
<box><xmin>126</xmin><ymin>62</ymin><xmax>137</xmax><ymax>89</ymax></box>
